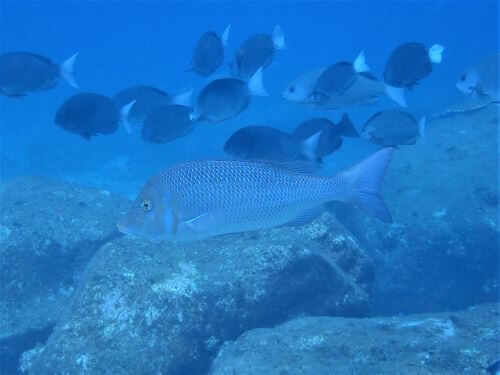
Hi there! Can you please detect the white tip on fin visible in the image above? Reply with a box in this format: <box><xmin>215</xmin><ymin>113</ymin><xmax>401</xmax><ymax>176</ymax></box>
<box><xmin>384</xmin><ymin>84</ymin><xmax>407</xmax><ymax>108</ymax></box>
<box><xmin>170</xmin><ymin>88</ymin><xmax>192</xmax><ymax>106</ymax></box>
<box><xmin>60</xmin><ymin>52</ymin><xmax>79</xmax><ymax>88</ymax></box>
<box><xmin>418</xmin><ymin>116</ymin><xmax>426</xmax><ymax>139</ymax></box>
<box><xmin>248</xmin><ymin>67</ymin><xmax>269</xmax><ymax>96</ymax></box>
<box><xmin>120</xmin><ymin>100</ymin><xmax>136</xmax><ymax>134</ymax></box>
<box><xmin>428</xmin><ymin>44</ymin><xmax>444</xmax><ymax>64</ymax></box>
<box><xmin>353</xmin><ymin>51</ymin><xmax>370</xmax><ymax>73</ymax></box>
<box><xmin>189</xmin><ymin>109</ymin><xmax>201</xmax><ymax>122</ymax></box>
<box><xmin>301</xmin><ymin>131</ymin><xmax>322</xmax><ymax>161</ymax></box>
<box><xmin>221</xmin><ymin>24</ymin><xmax>231</xmax><ymax>48</ymax></box>
<box><xmin>272</xmin><ymin>25</ymin><xmax>285</xmax><ymax>50</ymax></box>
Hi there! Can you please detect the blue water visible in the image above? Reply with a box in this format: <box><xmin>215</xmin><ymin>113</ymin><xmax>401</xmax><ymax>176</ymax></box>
<box><xmin>1</xmin><ymin>1</ymin><xmax>497</xmax><ymax>196</ymax></box>
<box><xmin>0</xmin><ymin>1</ymin><xmax>498</xmax><ymax>373</ymax></box>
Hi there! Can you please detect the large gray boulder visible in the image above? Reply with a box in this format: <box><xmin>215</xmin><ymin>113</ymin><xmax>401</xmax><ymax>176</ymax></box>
<box><xmin>332</xmin><ymin>104</ymin><xmax>498</xmax><ymax>314</ymax></box>
<box><xmin>0</xmin><ymin>176</ymin><xmax>128</xmax><ymax>339</ymax></box>
<box><xmin>27</xmin><ymin>213</ymin><xmax>374</xmax><ymax>374</ymax></box>
<box><xmin>209</xmin><ymin>303</ymin><xmax>499</xmax><ymax>375</ymax></box>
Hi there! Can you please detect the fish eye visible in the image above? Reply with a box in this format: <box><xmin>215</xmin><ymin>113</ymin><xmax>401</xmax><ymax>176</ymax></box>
<box><xmin>141</xmin><ymin>200</ymin><xmax>153</xmax><ymax>211</ymax></box>
<box><xmin>460</xmin><ymin>74</ymin><xmax>466</xmax><ymax>81</ymax></box>
<box><xmin>289</xmin><ymin>86</ymin><xmax>295</xmax><ymax>93</ymax></box>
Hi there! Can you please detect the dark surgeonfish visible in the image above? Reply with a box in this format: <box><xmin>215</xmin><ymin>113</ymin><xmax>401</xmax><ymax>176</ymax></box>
<box><xmin>191</xmin><ymin>25</ymin><xmax>231</xmax><ymax>76</ymax></box>
<box><xmin>230</xmin><ymin>25</ymin><xmax>285</xmax><ymax>80</ymax></box>
<box><xmin>190</xmin><ymin>67</ymin><xmax>268</xmax><ymax>122</ymax></box>
<box><xmin>223</xmin><ymin>125</ymin><xmax>321</xmax><ymax>162</ymax></box>
<box><xmin>117</xmin><ymin>148</ymin><xmax>394</xmax><ymax>241</ymax></box>
<box><xmin>112</xmin><ymin>86</ymin><xmax>170</xmax><ymax>125</ymax></box>
<box><xmin>283</xmin><ymin>61</ymin><xmax>406</xmax><ymax>108</ymax></box>
<box><xmin>310</xmin><ymin>52</ymin><xmax>370</xmax><ymax>103</ymax></box>
<box><xmin>141</xmin><ymin>104</ymin><xmax>197</xmax><ymax>144</ymax></box>
<box><xmin>456</xmin><ymin>54</ymin><xmax>499</xmax><ymax>103</ymax></box>
<box><xmin>0</xmin><ymin>52</ymin><xmax>78</xmax><ymax>97</ymax></box>
<box><xmin>361</xmin><ymin>109</ymin><xmax>425</xmax><ymax>147</ymax></box>
<box><xmin>384</xmin><ymin>42</ymin><xmax>444</xmax><ymax>89</ymax></box>
<box><xmin>112</xmin><ymin>86</ymin><xmax>192</xmax><ymax>133</ymax></box>
<box><xmin>292</xmin><ymin>114</ymin><xmax>359</xmax><ymax>162</ymax></box>
<box><xmin>55</xmin><ymin>93</ymin><xmax>135</xmax><ymax>141</ymax></box>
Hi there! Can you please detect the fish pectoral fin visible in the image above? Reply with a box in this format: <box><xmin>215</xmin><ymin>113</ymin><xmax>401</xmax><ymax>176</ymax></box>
<box><xmin>180</xmin><ymin>212</ymin><xmax>211</xmax><ymax>231</ymax></box>
<box><xmin>284</xmin><ymin>206</ymin><xmax>324</xmax><ymax>227</ymax></box>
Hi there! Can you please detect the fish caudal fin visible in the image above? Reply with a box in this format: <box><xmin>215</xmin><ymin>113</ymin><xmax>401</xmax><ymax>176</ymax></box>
<box><xmin>170</xmin><ymin>87</ymin><xmax>193</xmax><ymax>106</ymax></box>
<box><xmin>301</xmin><ymin>131</ymin><xmax>322</xmax><ymax>161</ymax></box>
<box><xmin>337</xmin><ymin>113</ymin><xmax>359</xmax><ymax>138</ymax></box>
<box><xmin>428</xmin><ymin>44</ymin><xmax>444</xmax><ymax>64</ymax></box>
<box><xmin>353</xmin><ymin>51</ymin><xmax>370</xmax><ymax>73</ymax></box>
<box><xmin>248</xmin><ymin>67</ymin><xmax>269</xmax><ymax>96</ymax></box>
<box><xmin>384</xmin><ymin>84</ymin><xmax>407</xmax><ymax>107</ymax></box>
<box><xmin>272</xmin><ymin>25</ymin><xmax>285</xmax><ymax>50</ymax></box>
<box><xmin>338</xmin><ymin>147</ymin><xmax>394</xmax><ymax>222</ymax></box>
<box><xmin>418</xmin><ymin>116</ymin><xmax>426</xmax><ymax>139</ymax></box>
<box><xmin>60</xmin><ymin>52</ymin><xmax>79</xmax><ymax>88</ymax></box>
<box><xmin>221</xmin><ymin>24</ymin><xmax>231</xmax><ymax>48</ymax></box>
<box><xmin>120</xmin><ymin>100</ymin><xmax>136</xmax><ymax>134</ymax></box>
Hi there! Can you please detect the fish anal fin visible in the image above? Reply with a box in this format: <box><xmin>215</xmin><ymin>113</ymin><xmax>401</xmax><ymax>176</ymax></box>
<box><xmin>285</xmin><ymin>206</ymin><xmax>324</xmax><ymax>226</ymax></box>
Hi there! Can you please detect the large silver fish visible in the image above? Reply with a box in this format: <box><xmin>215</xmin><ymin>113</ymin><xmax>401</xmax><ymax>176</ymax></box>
<box><xmin>117</xmin><ymin>148</ymin><xmax>393</xmax><ymax>241</ymax></box>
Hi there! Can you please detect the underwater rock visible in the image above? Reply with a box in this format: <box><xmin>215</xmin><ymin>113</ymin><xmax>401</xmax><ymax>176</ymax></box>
<box><xmin>329</xmin><ymin>104</ymin><xmax>498</xmax><ymax>315</ymax></box>
<box><xmin>28</xmin><ymin>213</ymin><xmax>373</xmax><ymax>374</ymax></box>
<box><xmin>431</xmin><ymin>98</ymin><xmax>492</xmax><ymax>119</ymax></box>
<box><xmin>0</xmin><ymin>176</ymin><xmax>128</xmax><ymax>341</ymax></box>
<box><xmin>209</xmin><ymin>303</ymin><xmax>499</xmax><ymax>375</ymax></box>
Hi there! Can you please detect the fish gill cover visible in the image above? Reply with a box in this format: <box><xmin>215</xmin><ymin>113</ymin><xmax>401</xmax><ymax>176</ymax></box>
<box><xmin>0</xmin><ymin>1</ymin><xmax>498</xmax><ymax>374</ymax></box>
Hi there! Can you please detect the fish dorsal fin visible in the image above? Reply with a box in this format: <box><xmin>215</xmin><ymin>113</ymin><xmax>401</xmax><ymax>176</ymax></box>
<box><xmin>243</xmin><ymin>159</ymin><xmax>318</xmax><ymax>175</ymax></box>
<box><xmin>284</xmin><ymin>206</ymin><xmax>324</xmax><ymax>226</ymax></box>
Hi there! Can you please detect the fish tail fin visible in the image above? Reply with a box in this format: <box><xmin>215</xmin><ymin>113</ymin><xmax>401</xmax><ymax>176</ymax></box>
<box><xmin>120</xmin><ymin>100</ymin><xmax>136</xmax><ymax>134</ymax></box>
<box><xmin>384</xmin><ymin>84</ymin><xmax>407</xmax><ymax>107</ymax></box>
<box><xmin>353</xmin><ymin>51</ymin><xmax>370</xmax><ymax>73</ymax></box>
<box><xmin>248</xmin><ymin>67</ymin><xmax>269</xmax><ymax>96</ymax></box>
<box><xmin>221</xmin><ymin>24</ymin><xmax>231</xmax><ymax>48</ymax></box>
<box><xmin>60</xmin><ymin>52</ymin><xmax>79</xmax><ymax>88</ymax></box>
<box><xmin>336</xmin><ymin>147</ymin><xmax>394</xmax><ymax>222</ymax></box>
<box><xmin>301</xmin><ymin>131</ymin><xmax>322</xmax><ymax>161</ymax></box>
<box><xmin>272</xmin><ymin>25</ymin><xmax>285</xmax><ymax>50</ymax></box>
<box><xmin>170</xmin><ymin>87</ymin><xmax>192</xmax><ymax>106</ymax></box>
<box><xmin>337</xmin><ymin>113</ymin><xmax>359</xmax><ymax>138</ymax></box>
<box><xmin>418</xmin><ymin>116</ymin><xmax>426</xmax><ymax>139</ymax></box>
<box><xmin>428</xmin><ymin>44</ymin><xmax>444</xmax><ymax>63</ymax></box>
